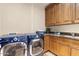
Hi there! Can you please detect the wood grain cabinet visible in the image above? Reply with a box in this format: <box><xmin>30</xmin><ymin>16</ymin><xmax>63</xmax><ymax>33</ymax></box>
<box><xmin>58</xmin><ymin>3</ymin><xmax>75</xmax><ymax>25</ymax></box>
<box><xmin>51</xmin><ymin>4</ymin><xmax>56</xmax><ymax>25</ymax></box>
<box><xmin>71</xmin><ymin>48</ymin><xmax>79</xmax><ymax>56</ymax></box>
<box><xmin>44</xmin><ymin>35</ymin><xmax>79</xmax><ymax>56</ymax></box>
<box><xmin>53</xmin><ymin>4</ymin><xmax>59</xmax><ymax>25</ymax></box>
<box><xmin>56</xmin><ymin>43</ymin><xmax>70</xmax><ymax>56</ymax></box>
<box><xmin>45</xmin><ymin>4</ymin><xmax>55</xmax><ymax>26</ymax></box>
<box><xmin>61</xmin><ymin>4</ymin><xmax>74</xmax><ymax>24</ymax></box>
<box><xmin>70</xmin><ymin>39</ymin><xmax>79</xmax><ymax>56</ymax></box>
<box><xmin>44</xmin><ymin>35</ymin><xmax>50</xmax><ymax>52</ymax></box>
<box><xmin>45</xmin><ymin>7</ymin><xmax>51</xmax><ymax>26</ymax></box>
<box><xmin>50</xmin><ymin>36</ymin><xmax>58</xmax><ymax>54</ymax></box>
<box><xmin>45</xmin><ymin>3</ymin><xmax>77</xmax><ymax>26</ymax></box>
<box><xmin>56</xmin><ymin>4</ymin><xmax>64</xmax><ymax>25</ymax></box>
<box><xmin>49</xmin><ymin>36</ymin><xmax>70</xmax><ymax>56</ymax></box>
<box><xmin>50</xmin><ymin>41</ymin><xmax>57</xmax><ymax>54</ymax></box>
<box><xmin>74</xmin><ymin>4</ymin><xmax>79</xmax><ymax>23</ymax></box>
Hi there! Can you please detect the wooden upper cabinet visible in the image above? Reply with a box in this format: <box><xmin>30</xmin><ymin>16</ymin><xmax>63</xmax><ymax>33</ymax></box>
<box><xmin>54</xmin><ymin>4</ymin><xmax>60</xmax><ymax>25</ymax></box>
<box><xmin>45</xmin><ymin>3</ymin><xmax>79</xmax><ymax>26</ymax></box>
<box><xmin>56</xmin><ymin>4</ymin><xmax>64</xmax><ymax>25</ymax></box>
<box><xmin>74</xmin><ymin>4</ymin><xmax>79</xmax><ymax>23</ymax></box>
<box><xmin>45</xmin><ymin>4</ymin><xmax>55</xmax><ymax>26</ymax></box>
<box><xmin>51</xmin><ymin>5</ymin><xmax>56</xmax><ymax>25</ymax></box>
<box><xmin>45</xmin><ymin>3</ymin><xmax>76</xmax><ymax>26</ymax></box>
<box><xmin>54</xmin><ymin>3</ymin><xmax>74</xmax><ymax>25</ymax></box>
<box><xmin>61</xmin><ymin>4</ymin><xmax>74</xmax><ymax>24</ymax></box>
<box><xmin>45</xmin><ymin>7</ymin><xmax>50</xmax><ymax>26</ymax></box>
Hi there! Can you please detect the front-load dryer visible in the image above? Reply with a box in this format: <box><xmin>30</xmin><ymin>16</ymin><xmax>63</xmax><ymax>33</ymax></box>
<box><xmin>0</xmin><ymin>34</ymin><xmax>27</xmax><ymax>56</ymax></box>
<box><xmin>27</xmin><ymin>34</ymin><xmax>43</xmax><ymax>56</ymax></box>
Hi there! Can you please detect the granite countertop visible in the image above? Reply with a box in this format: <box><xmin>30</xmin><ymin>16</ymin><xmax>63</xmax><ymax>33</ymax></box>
<box><xmin>45</xmin><ymin>33</ymin><xmax>79</xmax><ymax>40</ymax></box>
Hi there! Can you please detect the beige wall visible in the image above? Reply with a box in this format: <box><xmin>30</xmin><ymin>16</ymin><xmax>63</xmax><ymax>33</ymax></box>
<box><xmin>0</xmin><ymin>5</ymin><xmax>2</xmax><ymax>35</ymax></box>
<box><xmin>51</xmin><ymin>24</ymin><xmax>79</xmax><ymax>33</ymax></box>
<box><xmin>0</xmin><ymin>14</ymin><xmax>1</xmax><ymax>34</ymax></box>
<box><xmin>0</xmin><ymin>3</ymin><xmax>45</xmax><ymax>35</ymax></box>
<box><xmin>31</xmin><ymin>4</ymin><xmax>45</xmax><ymax>32</ymax></box>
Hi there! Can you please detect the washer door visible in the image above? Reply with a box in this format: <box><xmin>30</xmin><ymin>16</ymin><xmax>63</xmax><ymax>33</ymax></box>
<box><xmin>1</xmin><ymin>42</ymin><xmax>27</xmax><ymax>56</ymax></box>
<box><xmin>29</xmin><ymin>39</ymin><xmax>43</xmax><ymax>56</ymax></box>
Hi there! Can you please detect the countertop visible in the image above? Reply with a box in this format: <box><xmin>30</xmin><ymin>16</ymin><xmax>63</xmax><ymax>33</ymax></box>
<box><xmin>45</xmin><ymin>33</ymin><xmax>79</xmax><ymax>40</ymax></box>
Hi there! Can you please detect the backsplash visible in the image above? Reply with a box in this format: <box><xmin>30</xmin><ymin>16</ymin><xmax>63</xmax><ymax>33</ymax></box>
<box><xmin>50</xmin><ymin>24</ymin><xmax>79</xmax><ymax>33</ymax></box>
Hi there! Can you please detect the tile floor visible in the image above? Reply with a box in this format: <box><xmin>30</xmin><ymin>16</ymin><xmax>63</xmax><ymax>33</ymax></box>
<box><xmin>43</xmin><ymin>51</ymin><xmax>56</xmax><ymax>56</ymax></box>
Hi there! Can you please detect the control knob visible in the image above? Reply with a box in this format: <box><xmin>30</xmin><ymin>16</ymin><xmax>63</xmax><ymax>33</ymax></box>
<box><xmin>13</xmin><ymin>37</ymin><xmax>18</xmax><ymax>41</ymax></box>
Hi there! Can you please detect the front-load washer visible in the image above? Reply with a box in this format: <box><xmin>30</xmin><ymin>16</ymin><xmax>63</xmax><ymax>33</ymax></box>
<box><xmin>27</xmin><ymin>34</ymin><xmax>43</xmax><ymax>56</ymax></box>
<box><xmin>0</xmin><ymin>34</ymin><xmax>27</xmax><ymax>56</ymax></box>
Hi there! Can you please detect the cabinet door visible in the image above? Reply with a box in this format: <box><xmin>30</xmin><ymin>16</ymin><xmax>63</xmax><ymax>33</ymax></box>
<box><xmin>62</xmin><ymin>3</ymin><xmax>73</xmax><ymax>24</ymax></box>
<box><xmin>58</xmin><ymin>4</ymin><xmax>65</xmax><ymax>25</ymax></box>
<box><xmin>45</xmin><ymin>8</ymin><xmax>50</xmax><ymax>26</ymax></box>
<box><xmin>44</xmin><ymin>35</ymin><xmax>50</xmax><ymax>52</ymax></box>
<box><xmin>71</xmin><ymin>48</ymin><xmax>79</xmax><ymax>56</ymax></box>
<box><xmin>51</xmin><ymin>5</ymin><xmax>56</xmax><ymax>25</ymax></box>
<box><xmin>50</xmin><ymin>36</ymin><xmax>71</xmax><ymax>56</ymax></box>
<box><xmin>50</xmin><ymin>6</ymin><xmax>55</xmax><ymax>26</ymax></box>
<box><xmin>45</xmin><ymin>5</ymin><xmax>54</xmax><ymax>26</ymax></box>
<box><xmin>75</xmin><ymin>4</ymin><xmax>79</xmax><ymax>23</ymax></box>
<box><xmin>57</xmin><ymin>43</ymin><xmax>70</xmax><ymax>56</ymax></box>
<box><xmin>50</xmin><ymin>40</ymin><xmax>55</xmax><ymax>53</ymax></box>
<box><xmin>55</xmin><ymin>3</ymin><xmax>74</xmax><ymax>25</ymax></box>
<box><xmin>50</xmin><ymin>40</ymin><xmax>70</xmax><ymax>56</ymax></box>
<box><xmin>54</xmin><ymin>4</ymin><xmax>60</xmax><ymax>25</ymax></box>
<box><xmin>50</xmin><ymin>36</ymin><xmax>59</xmax><ymax>55</ymax></box>
<box><xmin>54</xmin><ymin>4</ymin><xmax>58</xmax><ymax>25</ymax></box>
<box><xmin>50</xmin><ymin>41</ymin><xmax>58</xmax><ymax>54</ymax></box>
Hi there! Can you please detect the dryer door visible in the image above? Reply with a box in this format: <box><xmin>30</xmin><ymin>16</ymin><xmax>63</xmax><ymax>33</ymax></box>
<box><xmin>29</xmin><ymin>39</ymin><xmax>43</xmax><ymax>56</ymax></box>
<box><xmin>1</xmin><ymin>42</ymin><xmax>27</xmax><ymax>56</ymax></box>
